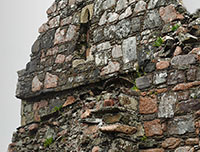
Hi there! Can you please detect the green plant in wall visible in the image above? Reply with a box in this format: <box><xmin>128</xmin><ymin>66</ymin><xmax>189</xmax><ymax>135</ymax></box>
<box><xmin>154</xmin><ymin>37</ymin><xmax>164</xmax><ymax>47</ymax></box>
<box><xmin>44</xmin><ymin>137</ymin><xmax>54</xmax><ymax>147</ymax></box>
<box><xmin>52</xmin><ymin>105</ymin><xmax>62</xmax><ymax>113</ymax></box>
<box><xmin>141</xmin><ymin>135</ymin><xmax>147</xmax><ymax>141</ymax></box>
<box><xmin>171</xmin><ymin>23</ymin><xmax>180</xmax><ymax>32</ymax></box>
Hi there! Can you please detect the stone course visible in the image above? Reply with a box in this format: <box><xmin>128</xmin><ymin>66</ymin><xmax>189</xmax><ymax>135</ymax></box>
<box><xmin>9</xmin><ymin>0</ymin><xmax>200</xmax><ymax>151</ymax></box>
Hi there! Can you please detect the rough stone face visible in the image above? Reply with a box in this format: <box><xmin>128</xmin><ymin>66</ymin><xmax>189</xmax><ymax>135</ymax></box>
<box><xmin>134</xmin><ymin>0</ymin><xmax>147</xmax><ymax>13</ymax></box>
<box><xmin>100</xmin><ymin>61</ymin><xmax>120</xmax><ymax>75</ymax></box>
<box><xmin>136</xmin><ymin>76</ymin><xmax>150</xmax><ymax>89</ymax></box>
<box><xmin>162</xmin><ymin>137</ymin><xmax>181</xmax><ymax>149</ymax></box>
<box><xmin>119</xmin><ymin>94</ymin><xmax>138</xmax><ymax>110</ymax></box>
<box><xmin>139</xmin><ymin>95</ymin><xmax>157</xmax><ymax>114</ymax></box>
<box><xmin>112</xmin><ymin>45</ymin><xmax>122</xmax><ymax>58</ymax></box>
<box><xmin>154</xmin><ymin>71</ymin><xmax>167</xmax><ymax>85</ymax></box>
<box><xmin>63</xmin><ymin>96</ymin><xmax>76</xmax><ymax>107</ymax></box>
<box><xmin>172</xmin><ymin>81</ymin><xmax>200</xmax><ymax>91</ymax></box>
<box><xmin>103</xmin><ymin>0</ymin><xmax>116</xmax><ymax>10</ymax></box>
<box><xmin>156</xmin><ymin>61</ymin><xmax>170</xmax><ymax>70</ymax></box>
<box><xmin>122</xmin><ymin>36</ymin><xmax>137</xmax><ymax>63</ymax></box>
<box><xmin>168</xmin><ymin>115</ymin><xmax>195</xmax><ymax>135</ymax></box>
<box><xmin>100</xmin><ymin>124</ymin><xmax>137</xmax><ymax>134</ymax></box>
<box><xmin>176</xmin><ymin>99</ymin><xmax>200</xmax><ymax>114</ymax></box>
<box><xmin>44</xmin><ymin>72</ymin><xmax>58</xmax><ymax>89</ymax></box>
<box><xmin>119</xmin><ymin>6</ymin><xmax>132</xmax><ymax>20</ymax></box>
<box><xmin>158</xmin><ymin>93</ymin><xmax>177</xmax><ymax>118</ymax></box>
<box><xmin>167</xmin><ymin>70</ymin><xmax>185</xmax><ymax>85</ymax></box>
<box><xmin>32</xmin><ymin>76</ymin><xmax>43</xmax><ymax>92</ymax></box>
<box><xmin>159</xmin><ymin>5</ymin><xmax>184</xmax><ymax>23</ymax></box>
<box><xmin>143</xmin><ymin>10</ymin><xmax>161</xmax><ymax>29</ymax></box>
<box><xmin>171</xmin><ymin>54</ymin><xmax>197</xmax><ymax>67</ymax></box>
<box><xmin>115</xmin><ymin>0</ymin><xmax>128</xmax><ymax>12</ymax></box>
<box><xmin>185</xmin><ymin>138</ymin><xmax>199</xmax><ymax>145</ymax></box>
<box><xmin>55</xmin><ymin>54</ymin><xmax>65</xmax><ymax>64</ymax></box>
<box><xmin>144</xmin><ymin>119</ymin><xmax>163</xmax><ymax>137</ymax></box>
<box><xmin>140</xmin><ymin>149</ymin><xmax>164</xmax><ymax>152</ymax></box>
<box><xmin>175</xmin><ymin>146</ymin><xmax>194</xmax><ymax>152</ymax></box>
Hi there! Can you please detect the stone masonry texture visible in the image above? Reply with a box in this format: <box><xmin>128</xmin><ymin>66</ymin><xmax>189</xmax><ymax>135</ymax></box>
<box><xmin>9</xmin><ymin>0</ymin><xmax>200</xmax><ymax>152</ymax></box>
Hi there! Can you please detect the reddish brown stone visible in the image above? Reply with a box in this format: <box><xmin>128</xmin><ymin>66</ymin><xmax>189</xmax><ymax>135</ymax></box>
<box><xmin>92</xmin><ymin>146</ymin><xmax>100</xmax><ymax>152</ymax></box>
<box><xmin>84</xmin><ymin>125</ymin><xmax>98</xmax><ymax>135</ymax></box>
<box><xmin>100</xmin><ymin>124</ymin><xmax>137</xmax><ymax>134</ymax></box>
<box><xmin>18</xmin><ymin>128</ymin><xmax>25</xmax><ymax>133</ymax></box>
<box><xmin>139</xmin><ymin>95</ymin><xmax>157</xmax><ymax>114</ymax></box>
<box><xmin>195</xmin><ymin>110</ymin><xmax>200</xmax><ymax>116</ymax></box>
<box><xmin>144</xmin><ymin>119</ymin><xmax>163</xmax><ymax>137</ymax></box>
<box><xmin>176</xmin><ymin>27</ymin><xmax>188</xmax><ymax>34</ymax></box>
<box><xmin>104</xmin><ymin>99</ymin><xmax>115</xmax><ymax>107</ymax></box>
<box><xmin>174</xmin><ymin>46</ymin><xmax>182</xmax><ymax>56</ymax></box>
<box><xmin>33</xmin><ymin>100</ymin><xmax>48</xmax><ymax>111</ymax></box>
<box><xmin>44</xmin><ymin>72</ymin><xmax>58</xmax><ymax>89</ymax></box>
<box><xmin>81</xmin><ymin>109</ymin><xmax>91</xmax><ymax>119</ymax></box>
<box><xmin>32</xmin><ymin>76</ymin><xmax>43</xmax><ymax>92</ymax></box>
<box><xmin>55</xmin><ymin>54</ymin><xmax>65</xmax><ymax>64</ymax></box>
<box><xmin>57</xmin><ymin>129</ymin><xmax>68</xmax><ymax>137</ymax></box>
<box><xmin>172</xmin><ymin>81</ymin><xmax>200</xmax><ymax>91</ymax></box>
<box><xmin>156</xmin><ymin>88</ymin><xmax>167</xmax><ymax>94</ymax></box>
<box><xmin>63</xmin><ymin>96</ymin><xmax>76</xmax><ymax>107</ymax></box>
<box><xmin>156</xmin><ymin>61</ymin><xmax>170</xmax><ymax>70</ymax></box>
<box><xmin>8</xmin><ymin>143</ymin><xmax>16</xmax><ymax>152</ymax></box>
<box><xmin>185</xmin><ymin>138</ymin><xmax>199</xmax><ymax>145</ymax></box>
<box><xmin>38</xmin><ymin>23</ymin><xmax>49</xmax><ymax>33</ymax></box>
<box><xmin>34</xmin><ymin>111</ymin><xmax>40</xmax><ymax>122</ymax></box>
<box><xmin>162</xmin><ymin>137</ymin><xmax>181</xmax><ymax>149</ymax></box>
<box><xmin>159</xmin><ymin>5</ymin><xmax>184</xmax><ymax>23</ymax></box>
<box><xmin>28</xmin><ymin>123</ymin><xmax>39</xmax><ymax>131</ymax></box>
<box><xmin>177</xmin><ymin>91</ymin><xmax>189</xmax><ymax>101</ymax></box>
<box><xmin>140</xmin><ymin>148</ymin><xmax>164</xmax><ymax>152</ymax></box>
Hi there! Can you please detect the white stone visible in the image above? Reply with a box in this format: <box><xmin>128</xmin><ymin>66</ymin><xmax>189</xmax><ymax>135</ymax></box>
<box><xmin>122</xmin><ymin>36</ymin><xmax>137</xmax><ymax>63</ymax></box>
<box><xmin>119</xmin><ymin>6</ymin><xmax>132</xmax><ymax>20</ymax></box>
<box><xmin>108</xmin><ymin>12</ymin><xmax>119</xmax><ymax>23</ymax></box>
<box><xmin>116</xmin><ymin>0</ymin><xmax>128</xmax><ymax>12</ymax></box>
<box><xmin>103</xmin><ymin>0</ymin><xmax>116</xmax><ymax>10</ymax></box>
<box><xmin>97</xmin><ymin>42</ymin><xmax>112</xmax><ymax>51</ymax></box>
<box><xmin>99</xmin><ymin>11</ymin><xmax>107</xmax><ymax>25</ymax></box>
<box><xmin>112</xmin><ymin>45</ymin><xmax>122</xmax><ymax>58</ymax></box>
<box><xmin>134</xmin><ymin>0</ymin><xmax>147</xmax><ymax>13</ymax></box>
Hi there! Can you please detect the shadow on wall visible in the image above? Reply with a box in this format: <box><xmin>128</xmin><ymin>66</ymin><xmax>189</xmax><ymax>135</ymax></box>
<box><xmin>182</xmin><ymin>0</ymin><xmax>200</xmax><ymax>13</ymax></box>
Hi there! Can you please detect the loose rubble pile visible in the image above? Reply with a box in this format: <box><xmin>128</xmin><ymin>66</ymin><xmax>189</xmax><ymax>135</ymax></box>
<box><xmin>9</xmin><ymin>0</ymin><xmax>200</xmax><ymax>151</ymax></box>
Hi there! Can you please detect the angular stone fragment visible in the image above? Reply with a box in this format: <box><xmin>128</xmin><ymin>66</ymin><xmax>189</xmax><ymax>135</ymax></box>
<box><xmin>115</xmin><ymin>0</ymin><xmax>128</xmax><ymax>12</ymax></box>
<box><xmin>112</xmin><ymin>45</ymin><xmax>122</xmax><ymax>58</ymax></box>
<box><xmin>162</xmin><ymin>137</ymin><xmax>181</xmax><ymax>149</ymax></box>
<box><xmin>122</xmin><ymin>36</ymin><xmax>137</xmax><ymax>63</ymax></box>
<box><xmin>92</xmin><ymin>146</ymin><xmax>100</xmax><ymax>152</ymax></box>
<box><xmin>134</xmin><ymin>0</ymin><xmax>147</xmax><ymax>13</ymax></box>
<box><xmin>175</xmin><ymin>146</ymin><xmax>194</xmax><ymax>152</ymax></box>
<box><xmin>99</xmin><ymin>124</ymin><xmax>137</xmax><ymax>134</ymax></box>
<box><xmin>143</xmin><ymin>10</ymin><xmax>161</xmax><ymax>29</ymax></box>
<box><xmin>158</xmin><ymin>93</ymin><xmax>177</xmax><ymax>118</ymax></box>
<box><xmin>140</xmin><ymin>148</ymin><xmax>164</xmax><ymax>152</ymax></box>
<box><xmin>167</xmin><ymin>70</ymin><xmax>185</xmax><ymax>85</ymax></box>
<box><xmin>80</xmin><ymin>4</ymin><xmax>94</xmax><ymax>23</ymax></box>
<box><xmin>108</xmin><ymin>12</ymin><xmax>119</xmax><ymax>23</ymax></box>
<box><xmin>139</xmin><ymin>95</ymin><xmax>157</xmax><ymax>114</ymax></box>
<box><xmin>119</xmin><ymin>94</ymin><xmax>138</xmax><ymax>110</ymax></box>
<box><xmin>28</xmin><ymin>123</ymin><xmax>39</xmax><ymax>131</ymax></box>
<box><xmin>136</xmin><ymin>76</ymin><xmax>150</xmax><ymax>89</ymax></box>
<box><xmin>103</xmin><ymin>0</ymin><xmax>115</xmax><ymax>10</ymax></box>
<box><xmin>97</xmin><ymin>42</ymin><xmax>112</xmax><ymax>51</ymax></box>
<box><xmin>185</xmin><ymin>138</ymin><xmax>199</xmax><ymax>145</ymax></box>
<box><xmin>72</xmin><ymin>59</ymin><xmax>85</xmax><ymax>68</ymax></box>
<box><xmin>99</xmin><ymin>11</ymin><xmax>107</xmax><ymax>25</ymax></box>
<box><xmin>32</xmin><ymin>76</ymin><xmax>43</xmax><ymax>92</ymax></box>
<box><xmin>168</xmin><ymin>115</ymin><xmax>195</xmax><ymax>135</ymax></box>
<box><xmin>55</xmin><ymin>54</ymin><xmax>65</xmax><ymax>64</ymax></box>
<box><xmin>156</xmin><ymin>61</ymin><xmax>170</xmax><ymax>70</ymax></box>
<box><xmin>44</xmin><ymin>72</ymin><xmax>58</xmax><ymax>89</ymax></box>
<box><xmin>172</xmin><ymin>81</ymin><xmax>200</xmax><ymax>91</ymax></box>
<box><xmin>119</xmin><ymin>6</ymin><xmax>132</xmax><ymax>20</ymax></box>
<box><xmin>144</xmin><ymin>119</ymin><xmax>163</xmax><ymax>137</ymax></box>
<box><xmin>103</xmin><ymin>113</ymin><xmax>122</xmax><ymax>124</ymax></box>
<box><xmin>46</xmin><ymin>2</ymin><xmax>57</xmax><ymax>15</ymax></box>
<box><xmin>65</xmin><ymin>25</ymin><xmax>78</xmax><ymax>41</ymax></box>
<box><xmin>63</xmin><ymin>96</ymin><xmax>76</xmax><ymax>107</ymax></box>
<box><xmin>159</xmin><ymin>5</ymin><xmax>184</xmax><ymax>23</ymax></box>
<box><xmin>100</xmin><ymin>61</ymin><xmax>120</xmax><ymax>75</ymax></box>
<box><xmin>176</xmin><ymin>99</ymin><xmax>200</xmax><ymax>114</ymax></box>
<box><xmin>148</xmin><ymin>0</ymin><xmax>159</xmax><ymax>9</ymax></box>
<box><xmin>49</xmin><ymin>16</ymin><xmax>60</xmax><ymax>28</ymax></box>
<box><xmin>174</xmin><ymin>46</ymin><xmax>182</xmax><ymax>56</ymax></box>
<box><xmin>178</xmin><ymin>33</ymin><xmax>198</xmax><ymax>43</ymax></box>
<box><xmin>154</xmin><ymin>71</ymin><xmax>167</xmax><ymax>85</ymax></box>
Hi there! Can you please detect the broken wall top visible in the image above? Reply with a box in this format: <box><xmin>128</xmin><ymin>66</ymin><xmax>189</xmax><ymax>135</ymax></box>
<box><xmin>16</xmin><ymin>0</ymin><xmax>193</xmax><ymax>99</ymax></box>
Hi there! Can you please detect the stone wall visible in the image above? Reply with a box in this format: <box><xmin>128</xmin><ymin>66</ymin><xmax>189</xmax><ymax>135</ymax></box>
<box><xmin>9</xmin><ymin>0</ymin><xmax>200</xmax><ymax>151</ymax></box>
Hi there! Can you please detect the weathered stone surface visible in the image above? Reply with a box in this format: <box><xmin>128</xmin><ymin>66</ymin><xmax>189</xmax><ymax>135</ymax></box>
<box><xmin>140</xmin><ymin>149</ymin><xmax>164</xmax><ymax>152</ymax></box>
<box><xmin>168</xmin><ymin>115</ymin><xmax>195</xmax><ymax>135</ymax></box>
<box><xmin>167</xmin><ymin>70</ymin><xmax>185</xmax><ymax>85</ymax></box>
<box><xmin>32</xmin><ymin>76</ymin><xmax>43</xmax><ymax>92</ymax></box>
<box><xmin>134</xmin><ymin>0</ymin><xmax>147</xmax><ymax>13</ymax></box>
<box><xmin>171</xmin><ymin>54</ymin><xmax>196</xmax><ymax>67</ymax></box>
<box><xmin>65</xmin><ymin>25</ymin><xmax>78</xmax><ymax>41</ymax></box>
<box><xmin>143</xmin><ymin>10</ymin><xmax>161</xmax><ymax>29</ymax></box>
<box><xmin>139</xmin><ymin>95</ymin><xmax>157</xmax><ymax>114</ymax></box>
<box><xmin>136</xmin><ymin>76</ymin><xmax>150</xmax><ymax>89</ymax></box>
<box><xmin>119</xmin><ymin>6</ymin><xmax>132</xmax><ymax>20</ymax></box>
<box><xmin>103</xmin><ymin>113</ymin><xmax>122</xmax><ymax>124</ymax></box>
<box><xmin>100</xmin><ymin>124</ymin><xmax>137</xmax><ymax>134</ymax></box>
<box><xmin>41</xmin><ymin>29</ymin><xmax>55</xmax><ymax>49</ymax></box>
<box><xmin>63</xmin><ymin>96</ymin><xmax>76</xmax><ymax>107</ymax></box>
<box><xmin>154</xmin><ymin>71</ymin><xmax>167</xmax><ymax>85</ymax></box>
<box><xmin>103</xmin><ymin>0</ymin><xmax>115</xmax><ymax>10</ymax></box>
<box><xmin>108</xmin><ymin>12</ymin><xmax>119</xmax><ymax>23</ymax></box>
<box><xmin>115</xmin><ymin>0</ymin><xmax>128</xmax><ymax>12</ymax></box>
<box><xmin>55</xmin><ymin>54</ymin><xmax>65</xmax><ymax>64</ymax></box>
<box><xmin>174</xmin><ymin>46</ymin><xmax>182</xmax><ymax>56</ymax></box>
<box><xmin>144</xmin><ymin>119</ymin><xmax>163</xmax><ymax>137</ymax></box>
<box><xmin>176</xmin><ymin>99</ymin><xmax>200</xmax><ymax>114</ymax></box>
<box><xmin>31</xmin><ymin>39</ymin><xmax>40</xmax><ymax>54</ymax></box>
<box><xmin>156</xmin><ymin>61</ymin><xmax>170</xmax><ymax>70</ymax></box>
<box><xmin>185</xmin><ymin>138</ymin><xmax>199</xmax><ymax>145</ymax></box>
<box><xmin>172</xmin><ymin>81</ymin><xmax>200</xmax><ymax>91</ymax></box>
<box><xmin>158</xmin><ymin>93</ymin><xmax>177</xmax><ymax>118</ymax></box>
<box><xmin>178</xmin><ymin>33</ymin><xmax>198</xmax><ymax>43</ymax></box>
<box><xmin>97</xmin><ymin>42</ymin><xmax>112</xmax><ymax>51</ymax></box>
<box><xmin>162</xmin><ymin>137</ymin><xmax>181</xmax><ymax>149</ymax></box>
<box><xmin>175</xmin><ymin>146</ymin><xmax>194</xmax><ymax>152</ymax></box>
<box><xmin>159</xmin><ymin>5</ymin><xmax>184</xmax><ymax>23</ymax></box>
<box><xmin>187</xmin><ymin>68</ymin><xmax>197</xmax><ymax>81</ymax></box>
<box><xmin>112</xmin><ymin>45</ymin><xmax>122</xmax><ymax>58</ymax></box>
<box><xmin>80</xmin><ymin>4</ymin><xmax>94</xmax><ymax>23</ymax></box>
<box><xmin>28</xmin><ymin>123</ymin><xmax>39</xmax><ymax>131</ymax></box>
<box><xmin>119</xmin><ymin>94</ymin><xmax>138</xmax><ymax>110</ymax></box>
<box><xmin>100</xmin><ymin>61</ymin><xmax>120</xmax><ymax>75</ymax></box>
<box><xmin>122</xmin><ymin>36</ymin><xmax>137</xmax><ymax>63</ymax></box>
<box><xmin>92</xmin><ymin>146</ymin><xmax>100</xmax><ymax>152</ymax></box>
<box><xmin>72</xmin><ymin>59</ymin><xmax>85</xmax><ymax>68</ymax></box>
<box><xmin>44</xmin><ymin>72</ymin><xmax>58</xmax><ymax>89</ymax></box>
